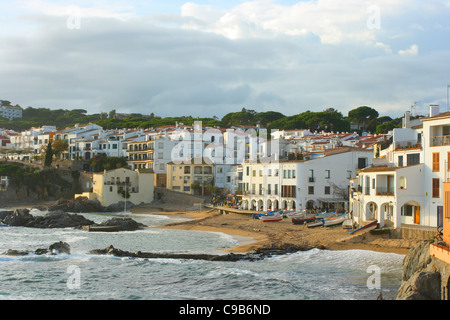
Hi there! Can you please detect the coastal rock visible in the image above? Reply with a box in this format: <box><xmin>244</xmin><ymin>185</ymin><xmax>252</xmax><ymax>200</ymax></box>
<box><xmin>396</xmin><ymin>241</ymin><xmax>444</xmax><ymax>300</ymax></box>
<box><xmin>97</xmin><ymin>217</ymin><xmax>146</xmax><ymax>231</ymax></box>
<box><xmin>2</xmin><ymin>241</ymin><xmax>71</xmax><ymax>256</ymax></box>
<box><xmin>2</xmin><ymin>209</ymin><xmax>33</xmax><ymax>226</ymax></box>
<box><xmin>49</xmin><ymin>241</ymin><xmax>71</xmax><ymax>255</ymax></box>
<box><xmin>0</xmin><ymin>210</ymin><xmax>95</xmax><ymax>229</ymax></box>
<box><xmin>46</xmin><ymin>197</ymin><xmax>135</xmax><ymax>213</ymax></box>
<box><xmin>48</xmin><ymin>197</ymin><xmax>104</xmax><ymax>213</ymax></box>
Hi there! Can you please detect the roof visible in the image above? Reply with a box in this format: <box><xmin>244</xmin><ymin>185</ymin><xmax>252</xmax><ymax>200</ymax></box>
<box><xmin>422</xmin><ymin>111</ymin><xmax>450</xmax><ymax>121</ymax></box>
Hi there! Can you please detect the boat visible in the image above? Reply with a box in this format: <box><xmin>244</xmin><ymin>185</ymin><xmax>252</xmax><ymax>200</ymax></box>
<box><xmin>252</xmin><ymin>210</ymin><xmax>278</xmax><ymax>219</ymax></box>
<box><xmin>349</xmin><ymin>220</ymin><xmax>378</xmax><ymax>235</ymax></box>
<box><xmin>315</xmin><ymin>211</ymin><xmax>336</xmax><ymax>219</ymax></box>
<box><xmin>291</xmin><ymin>214</ymin><xmax>316</xmax><ymax>225</ymax></box>
<box><xmin>286</xmin><ymin>210</ymin><xmax>309</xmax><ymax>219</ymax></box>
<box><xmin>82</xmin><ymin>225</ymin><xmax>120</xmax><ymax>232</ymax></box>
<box><xmin>323</xmin><ymin>214</ymin><xmax>348</xmax><ymax>228</ymax></box>
<box><xmin>342</xmin><ymin>219</ymin><xmax>353</xmax><ymax>229</ymax></box>
<box><xmin>306</xmin><ymin>220</ymin><xmax>323</xmax><ymax>228</ymax></box>
<box><xmin>260</xmin><ymin>213</ymin><xmax>283</xmax><ymax>222</ymax></box>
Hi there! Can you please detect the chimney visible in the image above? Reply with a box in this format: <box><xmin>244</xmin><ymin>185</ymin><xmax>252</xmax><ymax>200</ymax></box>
<box><xmin>429</xmin><ymin>104</ymin><xmax>440</xmax><ymax>117</ymax></box>
<box><xmin>403</xmin><ymin>111</ymin><xmax>410</xmax><ymax>128</ymax></box>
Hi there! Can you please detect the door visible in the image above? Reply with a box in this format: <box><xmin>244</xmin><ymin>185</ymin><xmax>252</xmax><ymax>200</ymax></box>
<box><xmin>437</xmin><ymin>206</ymin><xmax>443</xmax><ymax>228</ymax></box>
<box><xmin>414</xmin><ymin>206</ymin><xmax>420</xmax><ymax>224</ymax></box>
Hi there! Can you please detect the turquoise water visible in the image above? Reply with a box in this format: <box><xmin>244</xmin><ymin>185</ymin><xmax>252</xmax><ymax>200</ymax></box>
<box><xmin>0</xmin><ymin>209</ymin><xmax>404</xmax><ymax>300</ymax></box>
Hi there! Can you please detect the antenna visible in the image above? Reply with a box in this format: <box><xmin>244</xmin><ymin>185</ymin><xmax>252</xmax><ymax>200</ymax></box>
<box><xmin>410</xmin><ymin>101</ymin><xmax>418</xmax><ymax>117</ymax></box>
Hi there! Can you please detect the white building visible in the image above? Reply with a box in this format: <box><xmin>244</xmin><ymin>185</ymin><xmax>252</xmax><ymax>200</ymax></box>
<box><xmin>350</xmin><ymin>105</ymin><xmax>450</xmax><ymax>229</ymax></box>
<box><xmin>240</xmin><ymin>147</ymin><xmax>373</xmax><ymax>212</ymax></box>
<box><xmin>0</xmin><ymin>105</ymin><xmax>22</xmax><ymax>120</ymax></box>
<box><xmin>75</xmin><ymin>167</ymin><xmax>154</xmax><ymax>207</ymax></box>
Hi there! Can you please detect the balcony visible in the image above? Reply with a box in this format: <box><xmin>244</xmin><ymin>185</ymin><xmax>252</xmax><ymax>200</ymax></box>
<box><xmin>431</xmin><ymin>135</ymin><xmax>450</xmax><ymax>147</ymax></box>
<box><xmin>375</xmin><ymin>187</ymin><xmax>394</xmax><ymax>196</ymax></box>
<box><xmin>308</xmin><ymin>177</ymin><xmax>315</xmax><ymax>183</ymax></box>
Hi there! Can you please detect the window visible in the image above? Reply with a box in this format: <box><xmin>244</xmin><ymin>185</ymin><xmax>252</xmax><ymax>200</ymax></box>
<box><xmin>246</xmin><ymin>167</ymin><xmax>250</xmax><ymax>176</ymax></box>
<box><xmin>324</xmin><ymin>186</ymin><xmax>331</xmax><ymax>195</ymax></box>
<box><xmin>268</xmin><ymin>169</ymin><xmax>272</xmax><ymax>176</ymax></box>
<box><xmin>448</xmin><ymin>152</ymin><xmax>450</xmax><ymax>172</ymax></box>
<box><xmin>399</xmin><ymin>176</ymin><xmax>406</xmax><ymax>189</ymax></box>
<box><xmin>292</xmin><ymin>170</ymin><xmax>296</xmax><ymax>178</ymax></box>
<box><xmin>274</xmin><ymin>184</ymin><xmax>278</xmax><ymax>195</ymax></box>
<box><xmin>308</xmin><ymin>186</ymin><xmax>314</xmax><ymax>194</ymax></box>
<box><xmin>267</xmin><ymin>184</ymin><xmax>271</xmax><ymax>195</ymax></box>
<box><xmin>325</xmin><ymin>170</ymin><xmax>330</xmax><ymax>179</ymax></box>
<box><xmin>432</xmin><ymin>153</ymin><xmax>440</xmax><ymax>172</ymax></box>
<box><xmin>398</xmin><ymin>155</ymin><xmax>403</xmax><ymax>167</ymax></box>
<box><xmin>283</xmin><ymin>170</ymin><xmax>287</xmax><ymax>178</ymax></box>
<box><xmin>432</xmin><ymin>178</ymin><xmax>440</xmax><ymax>198</ymax></box>
<box><xmin>358</xmin><ymin>157</ymin><xmax>367</xmax><ymax>169</ymax></box>
<box><xmin>407</xmin><ymin>153</ymin><xmax>420</xmax><ymax>166</ymax></box>
<box><xmin>259</xmin><ymin>184</ymin><xmax>263</xmax><ymax>195</ymax></box>
<box><xmin>252</xmin><ymin>170</ymin><xmax>256</xmax><ymax>177</ymax></box>
<box><xmin>372</xmin><ymin>179</ymin><xmax>375</xmax><ymax>189</ymax></box>
<box><xmin>347</xmin><ymin>171</ymin><xmax>352</xmax><ymax>179</ymax></box>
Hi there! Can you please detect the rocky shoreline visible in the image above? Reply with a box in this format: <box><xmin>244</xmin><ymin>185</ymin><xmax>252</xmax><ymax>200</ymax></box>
<box><xmin>0</xmin><ymin>208</ymin><xmax>145</xmax><ymax>231</ymax></box>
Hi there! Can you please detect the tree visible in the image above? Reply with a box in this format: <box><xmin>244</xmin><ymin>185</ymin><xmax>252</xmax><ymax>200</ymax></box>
<box><xmin>44</xmin><ymin>142</ymin><xmax>53</xmax><ymax>167</ymax></box>
<box><xmin>348</xmin><ymin>106</ymin><xmax>379</xmax><ymax>132</ymax></box>
<box><xmin>52</xmin><ymin>139</ymin><xmax>69</xmax><ymax>156</ymax></box>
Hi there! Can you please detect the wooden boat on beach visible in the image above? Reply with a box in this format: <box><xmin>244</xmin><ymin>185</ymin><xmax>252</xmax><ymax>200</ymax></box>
<box><xmin>349</xmin><ymin>220</ymin><xmax>378</xmax><ymax>235</ymax></box>
<box><xmin>252</xmin><ymin>210</ymin><xmax>278</xmax><ymax>219</ymax></box>
<box><xmin>291</xmin><ymin>214</ymin><xmax>316</xmax><ymax>225</ymax></box>
<box><xmin>260</xmin><ymin>214</ymin><xmax>283</xmax><ymax>222</ymax></box>
<box><xmin>323</xmin><ymin>214</ymin><xmax>348</xmax><ymax>228</ymax></box>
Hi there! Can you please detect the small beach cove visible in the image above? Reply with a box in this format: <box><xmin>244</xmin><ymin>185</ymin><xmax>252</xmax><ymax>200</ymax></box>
<box><xmin>131</xmin><ymin>204</ymin><xmax>418</xmax><ymax>255</ymax></box>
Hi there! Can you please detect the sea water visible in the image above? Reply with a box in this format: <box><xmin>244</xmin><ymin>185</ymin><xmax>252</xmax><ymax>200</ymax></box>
<box><xmin>0</xmin><ymin>208</ymin><xmax>405</xmax><ymax>300</ymax></box>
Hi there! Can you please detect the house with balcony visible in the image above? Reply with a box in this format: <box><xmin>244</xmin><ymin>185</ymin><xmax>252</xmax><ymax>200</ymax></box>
<box><xmin>74</xmin><ymin>167</ymin><xmax>154</xmax><ymax>207</ymax></box>
<box><xmin>350</xmin><ymin>105</ymin><xmax>450</xmax><ymax>230</ymax></box>
<box><xmin>240</xmin><ymin>147</ymin><xmax>373</xmax><ymax>212</ymax></box>
<box><xmin>166</xmin><ymin>159</ymin><xmax>215</xmax><ymax>195</ymax></box>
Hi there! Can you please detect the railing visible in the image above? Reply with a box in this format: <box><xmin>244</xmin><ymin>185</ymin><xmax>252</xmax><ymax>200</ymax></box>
<box><xmin>308</xmin><ymin>177</ymin><xmax>315</xmax><ymax>183</ymax></box>
<box><xmin>431</xmin><ymin>135</ymin><xmax>450</xmax><ymax>147</ymax></box>
<box><xmin>375</xmin><ymin>187</ymin><xmax>394</xmax><ymax>195</ymax></box>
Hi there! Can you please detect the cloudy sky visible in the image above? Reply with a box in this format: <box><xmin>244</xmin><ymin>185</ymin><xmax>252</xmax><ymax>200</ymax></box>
<box><xmin>0</xmin><ymin>0</ymin><xmax>449</xmax><ymax>119</ymax></box>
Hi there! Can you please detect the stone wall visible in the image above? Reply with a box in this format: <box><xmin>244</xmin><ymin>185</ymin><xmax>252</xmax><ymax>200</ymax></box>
<box><xmin>155</xmin><ymin>187</ymin><xmax>207</xmax><ymax>207</ymax></box>
<box><xmin>396</xmin><ymin>241</ymin><xmax>450</xmax><ymax>300</ymax></box>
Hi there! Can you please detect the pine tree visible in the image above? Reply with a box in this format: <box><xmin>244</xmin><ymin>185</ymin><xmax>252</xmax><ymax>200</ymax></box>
<box><xmin>44</xmin><ymin>142</ymin><xmax>53</xmax><ymax>167</ymax></box>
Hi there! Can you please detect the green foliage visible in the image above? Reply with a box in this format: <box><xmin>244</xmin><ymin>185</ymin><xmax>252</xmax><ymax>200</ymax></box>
<box><xmin>44</xmin><ymin>142</ymin><xmax>53</xmax><ymax>167</ymax></box>
<box><xmin>89</xmin><ymin>153</ymin><xmax>128</xmax><ymax>172</ymax></box>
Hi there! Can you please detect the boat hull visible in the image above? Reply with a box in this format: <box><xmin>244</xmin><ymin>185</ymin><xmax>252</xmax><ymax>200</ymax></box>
<box><xmin>349</xmin><ymin>220</ymin><xmax>378</xmax><ymax>235</ymax></box>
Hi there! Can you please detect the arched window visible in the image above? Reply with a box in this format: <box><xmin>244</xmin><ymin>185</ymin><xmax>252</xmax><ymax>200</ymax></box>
<box><xmin>399</xmin><ymin>176</ymin><xmax>406</xmax><ymax>189</ymax></box>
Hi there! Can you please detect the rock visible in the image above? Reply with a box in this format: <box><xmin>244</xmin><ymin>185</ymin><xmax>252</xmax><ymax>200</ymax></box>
<box><xmin>0</xmin><ymin>210</ymin><xmax>13</xmax><ymax>220</ymax></box>
<box><xmin>49</xmin><ymin>241</ymin><xmax>71</xmax><ymax>255</ymax></box>
<box><xmin>397</xmin><ymin>271</ymin><xmax>441</xmax><ymax>300</ymax></box>
<box><xmin>105</xmin><ymin>201</ymin><xmax>135</xmax><ymax>212</ymax></box>
<box><xmin>2</xmin><ymin>209</ymin><xmax>33</xmax><ymax>226</ymax></box>
<box><xmin>47</xmin><ymin>197</ymin><xmax>104</xmax><ymax>213</ymax></box>
<box><xmin>97</xmin><ymin>217</ymin><xmax>146</xmax><ymax>231</ymax></box>
<box><xmin>3</xmin><ymin>249</ymin><xmax>30</xmax><ymax>256</ymax></box>
<box><xmin>0</xmin><ymin>210</ymin><xmax>95</xmax><ymax>229</ymax></box>
<box><xmin>2</xmin><ymin>241</ymin><xmax>71</xmax><ymax>256</ymax></box>
<box><xmin>396</xmin><ymin>241</ymin><xmax>446</xmax><ymax>300</ymax></box>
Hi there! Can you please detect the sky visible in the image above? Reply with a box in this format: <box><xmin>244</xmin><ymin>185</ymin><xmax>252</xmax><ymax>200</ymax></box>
<box><xmin>0</xmin><ymin>0</ymin><xmax>449</xmax><ymax>120</ymax></box>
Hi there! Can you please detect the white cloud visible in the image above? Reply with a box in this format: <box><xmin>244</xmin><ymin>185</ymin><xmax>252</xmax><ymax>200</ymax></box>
<box><xmin>398</xmin><ymin>44</ymin><xmax>419</xmax><ymax>56</ymax></box>
<box><xmin>16</xmin><ymin>0</ymin><xmax>134</xmax><ymax>20</ymax></box>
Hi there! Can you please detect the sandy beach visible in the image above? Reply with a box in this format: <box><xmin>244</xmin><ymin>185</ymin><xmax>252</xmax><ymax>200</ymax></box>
<box><xmin>131</xmin><ymin>204</ymin><xmax>418</xmax><ymax>255</ymax></box>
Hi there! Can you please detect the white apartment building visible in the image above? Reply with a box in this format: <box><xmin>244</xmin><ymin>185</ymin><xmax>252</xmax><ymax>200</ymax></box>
<box><xmin>350</xmin><ymin>105</ymin><xmax>450</xmax><ymax>229</ymax></box>
<box><xmin>240</xmin><ymin>147</ymin><xmax>373</xmax><ymax>212</ymax></box>
<box><xmin>0</xmin><ymin>105</ymin><xmax>22</xmax><ymax>120</ymax></box>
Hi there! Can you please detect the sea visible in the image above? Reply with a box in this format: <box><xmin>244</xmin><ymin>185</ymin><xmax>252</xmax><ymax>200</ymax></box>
<box><xmin>0</xmin><ymin>208</ymin><xmax>405</xmax><ymax>302</ymax></box>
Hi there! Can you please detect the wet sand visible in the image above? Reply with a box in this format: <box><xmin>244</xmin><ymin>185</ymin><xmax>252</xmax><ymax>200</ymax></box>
<box><xmin>131</xmin><ymin>204</ymin><xmax>417</xmax><ymax>255</ymax></box>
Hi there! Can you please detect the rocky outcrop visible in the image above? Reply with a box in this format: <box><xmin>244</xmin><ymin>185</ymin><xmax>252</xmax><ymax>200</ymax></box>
<box><xmin>1</xmin><ymin>241</ymin><xmax>71</xmax><ymax>256</ymax></box>
<box><xmin>46</xmin><ymin>197</ymin><xmax>135</xmax><ymax>213</ymax></box>
<box><xmin>89</xmin><ymin>245</ymin><xmax>301</xmax><ymax>262</ymax></box>
<box><xmin>0</xmin><ymin>209</ymin><xmax>146</xmax><ymax>231</ymax></box>
<box><xmin>96</xmin><ymin>217</ymin><xmax>146</xmax><ymax>231</ymax></box>
<box><xmin>396</xmin><ymin>241</ymin><xmax>449</xmax><ymax>300</ymax></box>
<box><xmin>0</xmin><ymin>208</ymin><xmax>95</xmax><ymax>228</ymax></box>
